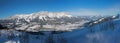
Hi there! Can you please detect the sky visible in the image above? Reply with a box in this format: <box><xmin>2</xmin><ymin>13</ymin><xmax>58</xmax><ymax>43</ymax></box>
<box><xmin>0</xmin><ymin>0</ymin><xmax>120</xmax><ymax>18</ymax></box>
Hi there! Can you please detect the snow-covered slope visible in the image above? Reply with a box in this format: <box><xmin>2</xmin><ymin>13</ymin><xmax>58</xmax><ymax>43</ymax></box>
<box><xmin>0</xmin><ymin>14</ymin><xmax>120</xmax><ymax>43</ymax></box>
<box><xmin>84</xmin><ymin>14</ymin><xmax>120</xmax><ymax>27</ymax></box>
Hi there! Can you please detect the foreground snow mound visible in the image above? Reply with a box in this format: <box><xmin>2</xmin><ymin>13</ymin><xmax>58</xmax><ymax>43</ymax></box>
<box><xmin>0</xmin><ymin>29</ymin><xmax>68</xmax><ymax>43</ymax></box>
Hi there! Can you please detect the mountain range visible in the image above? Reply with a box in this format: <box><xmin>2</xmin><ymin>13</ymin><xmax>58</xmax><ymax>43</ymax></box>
<box><xmin>0</xmin><ymin>13</ymin><xmax>120</xmax><ymax>43</ymax></box>
<box><xmin>0</xmin><ymin>11</ymin><xmax>102</xmax><ymax>32</ymax></box>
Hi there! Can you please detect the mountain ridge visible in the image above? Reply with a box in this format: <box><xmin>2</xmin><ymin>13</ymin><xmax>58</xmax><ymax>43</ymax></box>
<box><xmin>1</xmin><ymin>12</ymin><xmax>118</xmax><ymax>32</ymax></box>
<box><xmin>0</xmin><ymin>12</ymin><xmax>90</xmax><ymax>32</ymax></box>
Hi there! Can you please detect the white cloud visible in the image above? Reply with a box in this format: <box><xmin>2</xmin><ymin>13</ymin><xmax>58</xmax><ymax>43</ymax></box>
<box><xmin>69</xmin><ymin>4</ymin><xmax>120</xmax><ymax>16</ymax></box>
<box><xmin>99</xmin><ymin>4</ymin><xmax>120</xmax><ymax>15</ymax></box>
<box><xmin>69</xmin><ymin>9</ymin><xmax>99</xmax><ymax>16</ymax></box>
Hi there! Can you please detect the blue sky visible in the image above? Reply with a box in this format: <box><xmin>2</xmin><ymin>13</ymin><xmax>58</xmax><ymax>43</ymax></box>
<box><xmin>0</xmin><ymin>0</ymin><xmax>120</xmax><ymax>18</ymax></box>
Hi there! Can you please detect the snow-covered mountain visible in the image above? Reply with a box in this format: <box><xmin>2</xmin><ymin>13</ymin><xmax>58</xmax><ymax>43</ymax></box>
<box><xmin>0</xmin><ymin>14</ymin><xmax>120</xmax><ymax>43</ymax></box>
<box><xmin>1</xmin><ymin>11</ymin><xmax>98</xmax><ymax>32</ymax></box>
<box><xmin>9</xmin><ymin>11</ymin><xmax>72</xmax><ymax>22</ymax></box>
<box><xmin>1</xmin><ymin>11</ymin><xmax>114</xmax><ymax>32</ymax></box>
